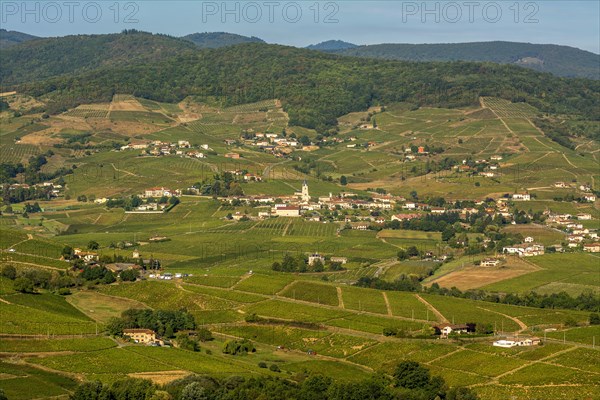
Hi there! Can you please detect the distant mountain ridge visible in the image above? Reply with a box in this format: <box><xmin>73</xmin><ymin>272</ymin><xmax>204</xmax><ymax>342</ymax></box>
<box><xmin>0</xmin><ymin>29</ymin><xmax>39</xmax><ymax>48</ymax></box>
<box><xmin>182</xmin><ymin>32</ymin><xmax>265</xmax><ymax>48</ymax></box>
<box><xmin>1</xmin><ymin>29</ymin><xmax>598</xmax><ymax>79</ymax></box>
<box><xmin>307</xmin><ymin>40</ymin><xmax>357</xmax><ymax>51</ymax></box>
<box><xmin>323</xmin><ymin>41</ymin><xmax>600</xmax><ymax>79</ymax></box>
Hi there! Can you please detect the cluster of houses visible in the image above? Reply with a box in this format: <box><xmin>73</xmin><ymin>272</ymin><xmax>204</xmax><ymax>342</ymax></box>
<box><xmin>120</xmin><ymin>140</ymin><xmax>210</xmax><ymax>159</ymax></box>
<box><xmin>553</xmin><ymin>182</ymin><xmax>596</xmax><ymax>202</ymax></box>
<box><xmin>451</xmin><ymin>155</ymin><xmax>503</xmax><ymax>176</ymax></box>
<box><xmin>544</xmin><ymin>211</ymin><xmax>599</xmax><ymax>251</ymax></box>
<box><xmin>502</xmin><ymin>236</ymin><xmax>546</xmax><ymax>257</ymax></box>
<box><xmin>4</xmin><ymin>182</ymin><xmax>63</xmax><ymax>199</ymax></box>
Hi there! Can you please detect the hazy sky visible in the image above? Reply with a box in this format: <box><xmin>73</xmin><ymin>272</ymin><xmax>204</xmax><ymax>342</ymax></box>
<box><xmin>2</xmin><ymin>1</ymin><xmax>599</xmax><ymax>53</ymax></box>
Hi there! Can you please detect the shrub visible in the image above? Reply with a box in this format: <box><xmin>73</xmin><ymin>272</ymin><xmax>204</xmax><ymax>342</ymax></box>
<box><xmin>13</xmin><ymin>277</ymin><xmax>35</xmax><ymax>293</ymax></box>
<box><xmin>258</xmin><ymin>362</ymin><xmax>267</xmax><ymax>368</ymax></box>
<box><xmin>1</xmin><ymin>265</ymin><xmax>16</xmax><ymax>280</ymax></box>
<box><xmin>197</xmin><ymin>328</ymin><xmax>213</xmax><ymax>342</ymax></box>
<box><xmin>269</xmin><ymin>364</ymin><xmax>281</xmax><ymax>372</ymax></box>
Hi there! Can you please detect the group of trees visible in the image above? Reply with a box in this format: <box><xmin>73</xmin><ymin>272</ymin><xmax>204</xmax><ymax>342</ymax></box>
<box><xmin>70</xmin><ymin>361</ymin><xmax>478</xmax><ymax>400</ymax></box>
<box><xmin>107</xmin><ymin>309</ymin><xmax>196</xmax><ymax>338</ymax></box>
<box><xmin>0</xmin><ymin>151</ymin><xmax>73</xmax><ymax>189</ymax></box>
<box><xmin>1</xmin><ymin>264</ymin><xmax>75</xmax><ymax>295</ymax></box>
<box><xmin>106</xmin><ymin>195</ymin><xmax>180</xmax><ymax>211</ymax></box>
<box><xmin>199</xmin><ymin>173</ymin><xmax>245</xmax><ymax>197</ymax></box>
<box><xmin>222</xmin><ymin>339</ymin><xmax>256</xmax><ymax>355</ymax></box>
<box><xmin>176</xmin><ymin>329</ymin><xmax>214</xmax><ymax>352</ymax></box>
<box><xmin>272</xmin><ymin>254</ymin><xmax>345</xmax><ymax>273</ymax></box>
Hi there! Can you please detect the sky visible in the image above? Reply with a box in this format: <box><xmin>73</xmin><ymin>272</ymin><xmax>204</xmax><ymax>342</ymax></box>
<box><xmin>1</xmin><ymin>1</ymin><xmax>599</xmax><ymax>53</ymax></box>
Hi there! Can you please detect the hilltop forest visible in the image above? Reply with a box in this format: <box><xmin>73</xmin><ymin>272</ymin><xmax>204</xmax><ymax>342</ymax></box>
<box><xmin>1</xmin><ymin>32</ymin><xmax>599</xmax><ymax>132</ymax></box>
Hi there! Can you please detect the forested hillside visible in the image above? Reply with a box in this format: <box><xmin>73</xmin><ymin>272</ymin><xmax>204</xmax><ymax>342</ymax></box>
<box><xmin>0</xmin><ymin>30</ymin><xmax>196</xmax><ymax>85</ymax></box>
<box><xmin>182</xmin><ymin>32</ymin><xmax>265</xmax><ymax>48</ymax></box>
<box><xmin>329</xmin><ymin>41</ymin><xmax>600</xmax><ymax>79</ymax></box>
<box><xmin>2</xmin><ymin>33</ymin><xmax>599</xmax><ymax>131</ymax></box>
<box><xmin>0</xmin><ymin>29</ymin><xmax>39</xmax><ymax>48</ymax></box>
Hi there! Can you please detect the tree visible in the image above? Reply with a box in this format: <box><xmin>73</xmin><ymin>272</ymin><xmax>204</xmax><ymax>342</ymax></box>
<box><xmin>120</xmin><ymin>269</ymin><xmax>139</xmax><ymax>282</ymax></box>
<box><xmin>393</xmin><ymin>360</ymin><xmax>431</xmax><ymax>389</ymax></box>
<box><xmin>61</xmin><ymin>245</ymin><xmax>74</xmax><ymax>260</ymax></box>
<box><xmin>87</xmin><ymin>240</ymin><xmax>99</xmax><ymax>250</ymax></box>
<box><xmin>180</xmin><ymin>382</ymin><xmax>208</xmax><ymax>400</ymax></box>
<box><xmin>447</xmin><ymin>387</ymin><xmax>479</xmax><ymax>400</ymax></box>
<box><xmin>299</xmin><ymin>135</ymin><xmax>311</xmax><ymax>146</ymax></box>
<box><xmin>406</xmin><ymin>246</ymin><xmax>420</xmax><ymax>257</ymax></box>
<box><xmin>1</xmin><ymin>265</ymin><xmax>16</xmax><ymax>280</ymax></box>
<box><xmin>70</xmin><ymin>381</ymin><xmax>104</xmax><ymax>400</ymax></box>
<box><xmin>197</xmin><ymin>328</ymin><xmax>213</xmax><ymax>342</ymax></box>
<box><xmin>106</xmin><ymin>317</ymin><xmax>125</xmax><ymax>336</ymax></box>
<box><xmin>442</xmin><ymin>226</ymin><xmax>456</xmax><ymax>242</ymax></box>
<box><xmin>164</xmin><ymin>323</ymin><xmax>174</xmax><ymax>338</ymax></box>
<box><xmin>13</xmin><ymin>277</ymin><xmax>34</xmax><ymax>293</ymax></box>
<box><xmin>269</xmin><ymin>364</ymin><xmax>281</xmax><ymax>372</ymax></box>
<box><xmin>397</xmin><ymin>249</ymin><xmax>408</xmax><ymax>261</ymax></box>
<box><xmin>340</xmin><ymin>175</ymin><xmax>347</xmax><ymax>186</ymax></box>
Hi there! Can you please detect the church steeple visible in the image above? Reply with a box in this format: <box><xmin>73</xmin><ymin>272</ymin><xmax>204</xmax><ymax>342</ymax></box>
<box><xmin>301</xmin><ymin>180</ymin><xmax>310</xmax><ymax>202</ymax></box>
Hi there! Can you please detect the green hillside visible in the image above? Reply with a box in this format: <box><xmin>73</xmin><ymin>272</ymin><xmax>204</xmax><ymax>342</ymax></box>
<box><xmin>182</xmin><ymin>32</ymin><xmax>265</xmax><ymax>48</ymax></box>
<box><xmin>2</xmin><ymin>35</ymin><xmax>599</xmax><ymax>131</ymax></box>
<box><xmin>330</xmin><ymin>41</ymin><xmax>600</xmax><ymax>80</ymax></box>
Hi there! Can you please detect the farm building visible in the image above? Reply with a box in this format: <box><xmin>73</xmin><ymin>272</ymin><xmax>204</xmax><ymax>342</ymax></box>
<box><xmin>123</xmin><ymin>329</ymin><xmax>158</xmax><ymax>344</ymax></box>
<box><xmin>480</xmin><ymin>258</ymin><xmax>501</xmax><ymax>267</ymax></box>
<box><xmin>274</xmin><ymin>205</ymin><xmax>301</xmax><ymax>217</ymax></box>
<box><xmin>224</xmin><ymin>153</ymin><xmax>241</xmax><ymax>159</ymax></box>
<box><xmin>144</xmin><ymin>187</ymin><xmax>173</xmax><ymax>198</ymax></box>
<box><xmin>511</xmin><ymin>193</ymin><xmax>531</xmax><ymax>201</ymax></box>
<box><xmin>435</xmin><ymin>323</ymin><xmax>469</xmax><ymax>338</ymax></box>
<box><xmin>308</xmin><ymin>254</ymin><xmax>325</xmax><ymax>266</ymax></box>
<box><xmin>350</xmin><ymin>222</ymin><xmax>370</xmax><ymax>231</ymax></box>
<box><xmin>330</xmin><ymin>257</ymin><xmax>348</xmax><ymax>264</ymax></box>
<box><xmin>493</xmin><ymin>337</ymin><xmax>540</xmax><ymax>348</ymax></box>
<box><xmin>583</xmin><ymin>243</ymin><xmax>600</xmax><ymax>252</ymax></box>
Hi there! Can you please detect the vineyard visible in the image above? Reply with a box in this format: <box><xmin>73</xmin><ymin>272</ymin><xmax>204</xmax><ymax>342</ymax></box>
<box><xmin>64</xmin><ymin>105</ymin><xmax>109</xmax><ymax>118</ymax></box>
<box><xmin>481</xmin><ymin>97</ymin><xmax>538</xmax><ymax>118</ymax></box>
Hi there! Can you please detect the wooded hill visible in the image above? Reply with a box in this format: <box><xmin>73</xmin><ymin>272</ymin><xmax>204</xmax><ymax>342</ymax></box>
<box><xmin>2</xmin><ymin>31</ymin><xmax>599</xmax><ymax>131</ymax></box>
<box><xmin>327</xmin><ymin>41</ymin><xmax>600</xmax><ymax>80</ymax></box>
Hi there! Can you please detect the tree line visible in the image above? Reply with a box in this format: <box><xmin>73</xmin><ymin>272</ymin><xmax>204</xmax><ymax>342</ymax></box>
<box><xmin>71</xmin><ymin>360</ymin><xmax>478</xmax><ymax>400</ymax></box>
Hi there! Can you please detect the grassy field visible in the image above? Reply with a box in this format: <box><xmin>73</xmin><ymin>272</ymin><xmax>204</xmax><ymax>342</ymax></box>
<box><xmin>482</xmin><ymin>253</ymin><xmax>600</xmax><ymax>295</ymax></box>
<box><xmin>66</xmin><ymin>291</ymin><xmax>150</xmax><ymax>323</ymax></box>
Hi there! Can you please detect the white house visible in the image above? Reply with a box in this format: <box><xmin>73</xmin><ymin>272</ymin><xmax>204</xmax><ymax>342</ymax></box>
<box><xmin>493</xmin><ymin>337</ymin><xmax>540</xmax><ymax>348</ymax></box>
<box><xmin>308</xmin><ymin>254</ymin><xmax>325</xmax><ymax>266</ymax></box>
<box><xmin>512</xmin><ymin>193</ymin><xmax>531</xmax><ymax>201</ymax></box>
<box><xmin>480</xmin><ymin>258</ymin><xmax>501</xmax><ymax>267</ymax></box>
<box><xmin>274</xmin><ymin>205</ymin><xmax>301</xmax><ymax>217</ymax></box>
<box><xmin>583</xmin><ymin>243</ymin><xmax>600</xmax><ymax>253</ymax></box>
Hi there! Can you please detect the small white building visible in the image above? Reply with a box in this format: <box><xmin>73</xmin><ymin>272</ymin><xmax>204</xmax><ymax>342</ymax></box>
<box><xmin>274</xmin><ymin>205</ymin><xmax>301</xmax><ymax>217</ymax></box>
<box><xmin>493</xmin><ymin>337</ymin><xmax>540</xmax><ymax>348</ymax></box>
<box><xmin>308</xmin><ymin>254</ymin><xmax>325</xmax><ymax>266</ymax></box>
<box><xmin>512</xmin><ymin>193</ymin><xmax>531</xmax><ymax>201</ymax></box>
